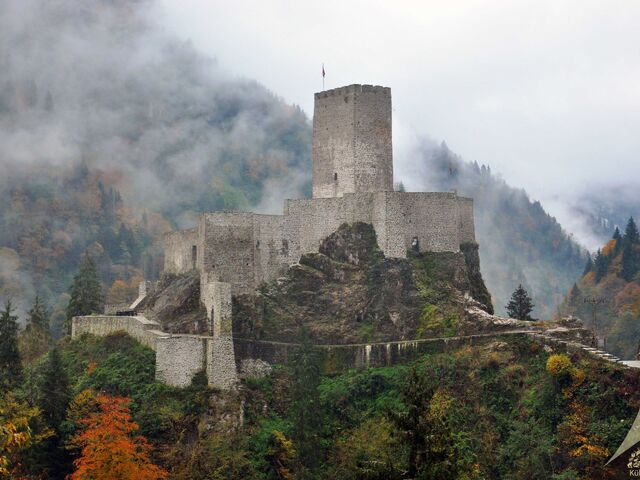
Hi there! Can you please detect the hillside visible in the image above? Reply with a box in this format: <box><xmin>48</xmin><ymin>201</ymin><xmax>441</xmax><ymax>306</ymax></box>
<box><xmin>6</xmin><ymin>329</ymin><xmax>638</xmax><ymax>478</ymax></box>
<box><xmin>0</xmin><ymin>0</ymin><xmax>310</xmax><ymax>320</ymax></box>
<box><xmin>562</xmin><ymin>217</ymin><xmax>640</xmax><ymax>359</ymax></box>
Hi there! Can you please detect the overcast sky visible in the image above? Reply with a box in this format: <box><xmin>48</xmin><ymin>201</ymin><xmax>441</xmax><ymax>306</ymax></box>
<box><xmin>153</xmin><ymin>0</ymin><xmax>640</xmax><ymax>245</ymax></box>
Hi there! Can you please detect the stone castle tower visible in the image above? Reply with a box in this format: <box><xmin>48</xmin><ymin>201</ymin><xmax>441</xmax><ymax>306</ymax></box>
<box><xmin>312</xmin><ymin>85</ymin><xmax>393</xmax><ymax>198</ymax></box>
<box><xmin>74</xmin><ymin>84</ymin><xmax>481</xmax><ymax>390</ymax></box>
<box><xmin>164</xmin><ymin>84</ymin><xmax>476</xmax><ymax>297</ymax></box>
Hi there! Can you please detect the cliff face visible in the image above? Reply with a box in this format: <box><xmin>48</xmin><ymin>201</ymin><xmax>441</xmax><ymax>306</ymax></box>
<box><xmin>232</xmin><ymin>222</ymin><xmax>494</xmax><ymax>344</ymax></box>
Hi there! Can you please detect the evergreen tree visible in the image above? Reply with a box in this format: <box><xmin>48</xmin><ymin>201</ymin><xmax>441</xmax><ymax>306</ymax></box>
<box><xmin>594</xmin><ymin>249</ymin><xmax>608</xmax><ymax>283</ymax></box>
<box><xmin>621</xmin><ymin>217</ymin><xmax>639</xmax><ymax>281</ymax></box>
<box><xmin>505</xmin><ymin>284</ymin><xmax>534</xmax><ymax>320</ymax></box>
<box><xmin>65</xmin><ymin>254</ymin><xmax>103</xmax><ymax>334</ymax></box>
<box><xmin>28</xmin><ymin>295</ymin><xmax>50</xmax><ymax>333</ymax></box>
<box><xmin>582</xmin><ymin>253</ymin><xmax>593</xmax><ymax>276</ymax></box>
<box><xmin>290</xmin><ymin>328</ymin><xmax>322</xmax><ymax>474</ymax></box>
<box><xmin>390</xmin><ymin>365</ymin><xmax>458</xmax><ymax>478</ymax></box>
<box><xmin>623</xmin><ymin>217</ymin><xmax>639</xmax><ymax>245</ymax></box>
<box><xmin>0</xmin><ymin>300</ymin><xmax>23</xmax><ymax>390</ymax></box>
<box><xmin>36</xmin><ymin>346</ymin><xmax>72</xmax><ymax>477</ymax></box>
<box><xmin>613</xmin><ymin>226</ymin><xmax>623</xmax><ymax>254</ymax></box>
<box><xmin>569</xmin><ymin>283</ymin><xmax>581</xmax><ymax>304</ymax></box>
<box><xmin>20</xmin><ymin>296</ymin><xmax>52</xmax><ymax>363</ymax></box>
<box><xmin>38</xmin><ymin>346</ymin><xmax>70</xmax><ymax>431</ymax></box>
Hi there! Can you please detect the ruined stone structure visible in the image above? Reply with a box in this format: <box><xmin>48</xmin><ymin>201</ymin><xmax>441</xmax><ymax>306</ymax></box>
<box><xmin>73</xmin><ymin>84</ymin><xmax>480</xmax><ymax>390</ymax></box>
<box><xmin>165</xmin><ymin>84</ymin><xmax>476</xmax><ymax>297</ymax></box>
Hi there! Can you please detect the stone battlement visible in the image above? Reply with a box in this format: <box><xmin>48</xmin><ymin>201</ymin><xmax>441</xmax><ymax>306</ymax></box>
<box><xmin>314</xmin><ymin>84</ymin><xmax>390</xmax><ymax>98</ymax></box>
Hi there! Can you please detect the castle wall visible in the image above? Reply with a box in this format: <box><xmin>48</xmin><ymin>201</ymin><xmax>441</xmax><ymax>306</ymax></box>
<box><xmin>156</xmin><ymin>336</ymin><xmax>206</xmax><ymax>387</ymax></box>
<box><xmin>71</xmin><ymin>315</ymin><xmax>168</xmax><ymax>350</ymax></box>
<box><xmin>164</xmin><ymin>228</ymin><xmax>199</xmax><ymax>275</ymax></box>
<box><xmin>164</xmin><ymin>192</ymin><xmax>476</xmax><ymax>299</ymax></box>
<box><xmin>201</xmin><ymin>213</ymin><xmax>256</xmax><ymax>294</ymax></box>
<box><xmin>253</xmin><ymin>214</ymin><xmax>294</xmax><ymax>286</ymax></box>
<box><xmin>379</xmin><ymin>192</ymin><xmax>463</xmax><ymax>257</ymax></box>
<box><xmin>457</xmin><ymin>197</ymin><xmax>476</xmax><ymax>244</ymax></box>
<box><xmin>312</xmin><ymin>85</ymin><xmax>393</xmax><ymax>198</ymax></box>
<box><xmin>284</xmin><ymin>191</ymin><xmax>472</xmax><ymax>260</ymax></box>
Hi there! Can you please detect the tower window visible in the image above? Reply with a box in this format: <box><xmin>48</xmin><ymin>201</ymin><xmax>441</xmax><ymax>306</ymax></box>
<box><xmin>191</xmin><ymin>245</ymin><xmax>197</xmax><ymax>269</ymax></box>
<box><xmin>333</xmin><ymin>172</ymin><xmax>338</xmax><ymax>181</ymax></box>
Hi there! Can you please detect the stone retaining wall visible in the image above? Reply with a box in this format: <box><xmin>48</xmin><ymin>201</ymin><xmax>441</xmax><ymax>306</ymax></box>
<box><xmin>73</xmin><ymin>315</ymin><xmax>633</xmax><ymax>391</ymax></box>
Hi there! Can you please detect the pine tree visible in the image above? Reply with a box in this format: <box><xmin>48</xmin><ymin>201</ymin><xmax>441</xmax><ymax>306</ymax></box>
<box><xmin>20</xmin><ymin>296</ymin><xmax>52</xmax><ymax>363</ymax></box>
<box><xmin>38</xmin><ymin>346</ymin><xmax>70</xmax><ymax>431</ymax></box>
<box><xmin>593</xmin><ymin>249</ymin><xmax>608</xmax><ymax>283</ymax></box>
<box><xmin>621</xmin><ymin>217</ymin><xmax>639</xmax><ymax>281</ymax></box>
<box><xmin>65</xmin><ymin>254</ymin><xmax>103</xmax><ymax>334</ymax></box>
<box><xmin>0</xmin><ymin>300</ymin><xmax>23</xmax><ymax>390</ymax></box>
<box><xmin>28</xmin><ymin>296</ymin><xmax>50</xmax><ymax>332</ymax></box>
<box><xmin>290</xmin><ymin>328</ymin><xmax>322</xmax><ymax>474</ymax></box>
<box><xmin>583</xmin><ymin>253</ymin><xmax>593</xmax><ymax>276</ymax></box>
<box><xmin>505</xmin><ymin>284</ymin><xmax>534</xmax><ymax>320</ymax></box>
<box><xmin>613</xmin><ymin>226</ymin><xmax>623</xmax><ymax>254</ymax></box>
<box><xmin>624</xmin><ymin>217</ymin><xmax>640</xmax><ymax>245</ymax></box>
<box><xmin>390</xmin><ymin>365</ymin><xmax>458</xmax><ymax>478</ymax></box>
<box><xmin>569</xmin><ymin>283</ymin><xmax>581</xmax><ymax>304</ymax></box>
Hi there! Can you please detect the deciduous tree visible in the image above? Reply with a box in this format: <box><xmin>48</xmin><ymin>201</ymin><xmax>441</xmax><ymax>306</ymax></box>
<box><xmin>69</xmin><ymin>394</ymin><xmax>168</xmax><ymax>480</ymax></box>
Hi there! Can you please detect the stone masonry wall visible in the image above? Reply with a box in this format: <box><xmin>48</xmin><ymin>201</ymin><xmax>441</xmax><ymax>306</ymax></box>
<box><xmin>72</xmin><ymin>315</ymin><xmax>168</xmax><ymax>350</ymax></box>
<box><xmin>156</xmin><ymin>335</ymin><xmax>206</xmax><ymax>387</ymax></box>
<box><xmin>353</xmin><ymin>85</ymin><xmax>393</xmax><ymax>194</ymax></box>
<box><xmin>379</xmin><ymin>192</ymin><xmax>463</xmax><ymax>257</ymax></box>
<box><xmin>164</xmin><ymin>192</ymin><xmax>476</xmax><ymax>297</ymax></box>
<box><xmin>164</xmin><ymin>228</ymin><xmax>199</xmax><ymax>275</ymax></box>
<box><xmin>312</xmin><ymin>85</ymin><xmax>393</xmax><ymax>198</ymax></box>
<box><xmin>72</xmin><ymin>315</ymin><xmax>239</xmax><ymax>389</ymax></box>
<box><xmin>457</xmin><ymin>197</ymin><xmax>476</xmax><ymax>244</ymax></box>
<box><xmin>201</xmin><ymin>213</ymin><xmax>256</xmax><ymax>294</ymax></box>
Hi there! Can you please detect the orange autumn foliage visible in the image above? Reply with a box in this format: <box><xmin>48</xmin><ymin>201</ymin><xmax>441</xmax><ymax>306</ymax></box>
<box><xmin>68</xmin><ymin>394</ymin><xmax>168</xmax><ymax>480</ymax></box>
<box><xmin>601</xmin><ymin>239</ymin><xmax>617</xmax><ymax>257</ymax></box>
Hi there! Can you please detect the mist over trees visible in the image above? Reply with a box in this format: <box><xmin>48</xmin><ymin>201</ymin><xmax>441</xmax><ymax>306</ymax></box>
<box><xmin>0</xmin><ymin>0</ymin><xmax>599</xmax><ymax>324</ymax></box>
<box><xmin>0</xmin><ymin>0</ymin><xmax>311</xmax><ymax>312</ymax></box>
<box><xmin>405</xmin><ymin>141</ymin><xmax>586</xmax><ymax>317</ymax></box>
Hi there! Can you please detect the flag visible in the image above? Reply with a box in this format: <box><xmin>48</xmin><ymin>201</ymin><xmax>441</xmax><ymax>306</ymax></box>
<box><xmin>322</xmin><ymin>63</ymin><xmax>325</xmax><ymax>78</ymax></box>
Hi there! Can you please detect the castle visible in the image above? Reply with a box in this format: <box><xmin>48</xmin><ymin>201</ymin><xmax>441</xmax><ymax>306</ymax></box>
<box><xmin>73</xmin><ymin>84</ymin><xmax>479</xmax><ymax>390</ymax></box>
<box><xmin>164</xmin><ymin>84</ymin><xmax>475</xmax><ymax>300</ymax></box>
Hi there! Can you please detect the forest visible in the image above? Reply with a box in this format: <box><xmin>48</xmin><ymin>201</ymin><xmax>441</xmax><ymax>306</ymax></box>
<box><xmin>563</xmin><ymin>217</ymin><xmax>640</xmax><ymax>359</ymax></box>
<box><xmin>1</xmin><ymin>322</ymin><xmax>637</xmax><ymax>479</ymax></box>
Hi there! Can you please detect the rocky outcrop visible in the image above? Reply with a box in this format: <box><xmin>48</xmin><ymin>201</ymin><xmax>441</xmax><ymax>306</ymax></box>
<box><xmin>232</xmin><ymin>222</ymin><xmax>495</xmax><ymax>344</ymax></box>
<box><xmin>135</xmin><ymin>270</ymin><xmax>208</xmax><ymax>334</ymax></box>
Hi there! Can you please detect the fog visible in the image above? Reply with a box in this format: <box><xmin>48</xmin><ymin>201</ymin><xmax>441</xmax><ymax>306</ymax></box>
<box><xmin>156</xmin><ymin>0</ymin><xmax>640</xmax><ymax>249</ymax></box>
<box><xmin>0</xmin><ymin>0</ymin><xmax>311</xmax><ymax>226</ymax></box>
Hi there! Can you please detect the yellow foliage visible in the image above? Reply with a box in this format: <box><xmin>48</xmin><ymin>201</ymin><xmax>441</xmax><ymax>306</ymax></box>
<box><xmin>107</xmin><ymin>279</ymin><xmax>130</xmax><ymax>304</ymax></box>
<box><xmin>267</xmin><ymin>430</ymin><xmax>295</xmax><ymax>480</ymax></box>
<box><xmin>429</xmin><ymin>389</ymin><xmax>454</xmax><ymax>421</ymax></box>
<box><xmin>546</xmin><ymin>354</ymin><xmax>572</xmax><ymax>377</ymax></box>
<box><xmin>0</xmin><ymin>395</ymin><xmax>52</xmax><ymax>477</ymax></box>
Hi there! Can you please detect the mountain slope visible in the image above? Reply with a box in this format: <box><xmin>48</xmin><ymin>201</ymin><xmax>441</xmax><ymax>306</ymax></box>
<box><xmin>562</xmin><ymin>218</ymin><xmax>640</xmax><ymax>359</ymax></box>
<box><xmin>406</xmin><ymin>141</ymin><xmax>587</xmax><ymax>318</ymax></box>
<box><xmin>0</xmin><ymin>0</ymin><xmax>311</xmax><ymax>316</ymax></box>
